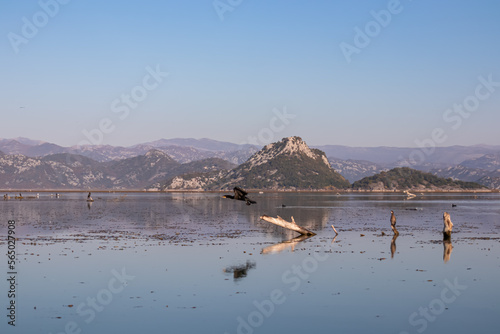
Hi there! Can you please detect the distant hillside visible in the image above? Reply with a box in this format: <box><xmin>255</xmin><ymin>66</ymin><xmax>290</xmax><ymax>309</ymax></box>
<box><xmin>137</xmin><ymin>137</ymin><xmax>257</xmax><ymax>152</ymax></box>
<box><xmin>432</xmin><ymin>165</ymin><xmax>490</xmax><ymax>183</ymax></box>
<box><xmin>431</xmin><ymin>152</ymin><xmax>500</xmax><ymax>189</ymax></box>
<box><xmin>317</xmin><ymin>144</ymin><xmax>500</xmax><ymax>168</ymax></box>
<box><xmin>0</xmin><ymin>138</ymin><xmax>256</xmax><ymax>165</ymax></box>
<box><xmin>68</xmin><ymin>145</ymin><xmax>151</xmax><ymax>162</ymax></box>
<box><xmin>459</xmin><ymin>152</ymin><xmax>500</xmax><ymax>170</ymax></box>
<box><xmin>0</xmin><ymin>150</ymin><xmax>235</xmax><ymax>190</ymax></box>
<box><xmin>2</xmin><ymin>136</ymin><xmax>499</xmax><ymax>172</ymax></box>
<box><xmin>99</xmin><ymin>150</ymin><xmax>180</xmax><ymax>188</ymax></box>
<box><xmin>154</xmin><ymin>145</ymin><xmax>257</xmax><ymax>164</ymax></box>
<box><xmin>329</xmin><ymin>158</ymin><xmax>385</xmax><ymax>183</ymax></box>
<box><xmin>176</xmin><ymin>158</ymin><xmax>236</xmax><ymax>174</ymax></box>
<box><xmin>160</xmin><ymin>136</ymin><xmax>350</xmax><ymax>190</ymax></box>
<box><xmin>352</xmin><ymin>167</ymin><xmax>486</xmax><ymax>191</ymax></box>
<box><xmin>477</xmin><ymin>175</ymin><xmax>500</xmax><ymax>190</ymax></box>
<box><xmin>1</xmin><ymin>136</ymin><xmax>499</xmax><ymax>190</ymax></box>
<box><xmin>0</xmin><ymin>137</ymin><xmax>45</xmax><ymax>147</ymax></box>
<box><xmin>156</xmin><ymin>170</ymin><xmax>227</xmax><ymax>191</ymax></box>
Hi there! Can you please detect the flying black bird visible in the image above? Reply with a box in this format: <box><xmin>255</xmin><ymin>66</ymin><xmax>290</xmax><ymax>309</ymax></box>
<box><xmin>222</xmin><ymin>187</ymin><xmax>256</xmax><ymax>205</ymax></box>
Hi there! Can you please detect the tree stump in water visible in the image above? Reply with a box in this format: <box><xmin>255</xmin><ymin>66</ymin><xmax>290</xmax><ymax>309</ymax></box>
<box><xmin>443</xmin><ymin>212</ymin><xmax>453</xmax><ymax>238</ymax></box>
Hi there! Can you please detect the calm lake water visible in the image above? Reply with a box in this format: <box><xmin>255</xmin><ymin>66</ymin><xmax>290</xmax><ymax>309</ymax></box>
<box><xmin>1</xmin><ymin>192</ymin><xmax>499</xmax><ymax>334</ymax></box>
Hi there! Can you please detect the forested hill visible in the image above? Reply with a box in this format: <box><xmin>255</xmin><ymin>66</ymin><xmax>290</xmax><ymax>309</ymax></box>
<box><xmin>352</xmin><ymin>167</ymin><xmax>486</xmax><ymax>191</ymax></box>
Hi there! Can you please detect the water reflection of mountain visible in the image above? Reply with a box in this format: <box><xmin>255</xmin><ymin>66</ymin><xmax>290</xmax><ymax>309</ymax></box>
<box><xmin>168</xmin><ymin>193</ymin><xmax>334</xmax><ymax>239</ymax></box>
<box><xmin>0</xmin><ymin>193</ymin><xmax>335</xmax><ymax>240</ymax></box>
<box><xmin>0</xmin><ymin>197</ymin><xmax>96</xmax><ymax>235</ymax></box>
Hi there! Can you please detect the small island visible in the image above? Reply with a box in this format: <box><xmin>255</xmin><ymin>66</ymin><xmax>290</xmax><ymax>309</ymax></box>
<box><xmin>351</xmin><ymin>167</ymin><xmax>486</xmax><ymax>191</ymax></box>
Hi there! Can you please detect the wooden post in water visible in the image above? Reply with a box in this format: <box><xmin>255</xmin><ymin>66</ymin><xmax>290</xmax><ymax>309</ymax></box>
<box><xmin>260</xmin><ymin>215</ymin><xmax>316</xmax><ymax>236</ymax></box>
<box><xmin>331</xmin><ymin>225</ymin><xmax>339</xmax><ymax>235</ymax></box>
<box><xmin>443</xmin><ymin>212</ymin><xmax>453</xmax><ymax>238</ymax></box>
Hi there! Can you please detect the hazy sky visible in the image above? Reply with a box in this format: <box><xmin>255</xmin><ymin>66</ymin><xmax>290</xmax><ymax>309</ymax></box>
<box><xmin>1</xmin><ymin>0</ymin><xmax>499</xmax><ymax>148</ymax></box>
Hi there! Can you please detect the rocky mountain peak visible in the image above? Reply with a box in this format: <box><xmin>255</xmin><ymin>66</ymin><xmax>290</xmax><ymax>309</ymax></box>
<box><xmin>209</xmin><ymin>136</ymin><xmax>349</xmax><ymax>190</ymax></box>
<box><xmin>145</xmin><ymin>149</ymin><xmax>168</xmax><ymax>157</ymax></box>
<box><xmin>268</xmin><ymin>136</ymin><xmax>313</xmax><ymax>156</ymax></box>
<box><xmin>249</xmin><ymin>136</ymin><xmax>329</xmax><ymax>168</ymax></box>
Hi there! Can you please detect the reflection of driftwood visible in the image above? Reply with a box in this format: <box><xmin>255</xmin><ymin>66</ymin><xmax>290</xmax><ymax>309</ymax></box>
<box><xmin>390</xmin><ymin>234</ymin><xmax>398</xmax><ymax>258</ymax></box>
<box><xmin>443</xmin><ymin>212</ymin><xmax>453</xmax><ymax>237</ymax></box>
<box><xmin>261</xmin><ymin>234</ymin><xmax>313</xmax><ymax>254</ymax></box>
<box><xmin>442</xmin><ymin>212</ymin><xmax>454</xmax><ymax>262</ymax></box>
<box><xmin>391</xmin><ymin>225</ymin><xmax>399</xmax><ymax>235</ymax></box>
<box><xmin>260</xmin><ymin>215</ymin><xmax>316</xmax><ymax>236</ymax></box>
<box><xmin>443</xmin><ymin>236</ymin><xmax>453</xmax><ymax>263</ymax></box>
<box><xmin>223</xmin><ymin>261</ymin><xmax>256</xmax><ymax>280</ymax></box>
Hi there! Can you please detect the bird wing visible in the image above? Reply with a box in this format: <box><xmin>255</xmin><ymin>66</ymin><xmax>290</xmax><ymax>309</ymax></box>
<box><xmin>233</xmin><ymin>187</ymin><xmax>247</xmax><ymax>199</ymax></box>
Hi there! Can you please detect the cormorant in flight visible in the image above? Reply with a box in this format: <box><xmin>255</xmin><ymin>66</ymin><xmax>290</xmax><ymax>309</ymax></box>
<box><xmin>223</xmin><ymin>187</ymin><xmax>256</xmax><ymax>205</ymax></box>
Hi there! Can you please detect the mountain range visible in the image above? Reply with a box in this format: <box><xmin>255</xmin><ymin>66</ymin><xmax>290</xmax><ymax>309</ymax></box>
<box><xmin>315</xmin><ymin>144</ymin><xmax>500</xmax><ymax>167</ymax></box>
<box><xmin>0</xmin><ymin>149</ymin><xmax>235</xmax><ymax>190</ymax></box>
<box><xmin>431</xmin><ymin>153</ymin><xmax>500</xmax><ymax>190</ymax></box>
<box><xmin>0</xmin><ymin>137</ymin><xmax>257</xmax><ymax>164</ymax></box>
<box><xmin>0</xmin><ymin>136</ymin><xmax>499</xmax><ymax>190</ymax></box>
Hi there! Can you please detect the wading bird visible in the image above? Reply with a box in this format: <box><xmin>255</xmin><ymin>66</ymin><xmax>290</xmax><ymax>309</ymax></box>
<box><xmin>223</xmin><ymin>187</ymin><xmax>256</xmax><ymax>205</ymax></box>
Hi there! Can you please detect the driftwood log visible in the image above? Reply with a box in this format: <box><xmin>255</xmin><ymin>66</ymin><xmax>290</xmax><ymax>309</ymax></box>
<box><xmin>260</xmin><ymin>215</ymin><xmax>316</xmax><ymax>236</ymax></box>
<box><xmin>331</xmin><ymin>225</ymin><xmax>339</xmax><ymax>235</ymax></box>
<box><xmin>443</xmin><ymin>212</ymin><xmax>454</xmax><ymax>262</ymax></box>
<box><xmin>443</xmin><ymin>212</ymin><xmax>453</xmax><ymax>237</ymax></box>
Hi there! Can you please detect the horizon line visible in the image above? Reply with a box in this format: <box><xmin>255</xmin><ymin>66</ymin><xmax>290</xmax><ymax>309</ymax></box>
<box><xmin>1</xmin><ymin>136</ymin><xmax>499</xmax><ymax>150</ymax></box>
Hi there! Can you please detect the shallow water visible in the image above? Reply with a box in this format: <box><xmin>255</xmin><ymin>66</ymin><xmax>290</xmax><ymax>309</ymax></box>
<box><xmin>1</xmin><ymin>192</ymin><xmax>499</xmax><ymax>334</ymax></box>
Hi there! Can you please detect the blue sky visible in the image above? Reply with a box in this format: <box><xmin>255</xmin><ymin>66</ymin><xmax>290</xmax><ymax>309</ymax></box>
<box><xmin>1</xmin><ymin>0</ymin><xmax>499</xmax><ymax>148</ymax></box>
